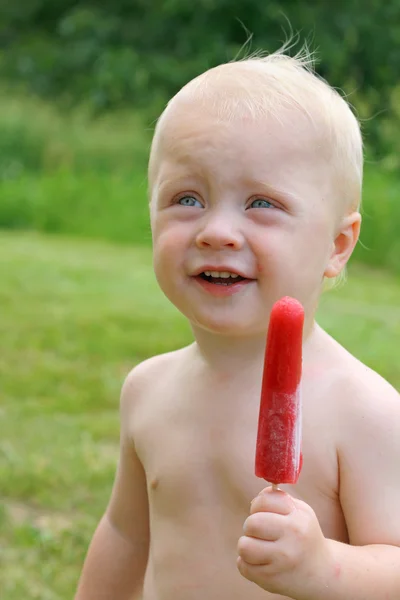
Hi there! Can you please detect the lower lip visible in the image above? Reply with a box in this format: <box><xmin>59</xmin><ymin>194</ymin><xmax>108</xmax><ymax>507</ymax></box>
<box><xmin>192</xmin><ymin>276</ymin><xmax>254</xmax><ymax>297</ymax></box>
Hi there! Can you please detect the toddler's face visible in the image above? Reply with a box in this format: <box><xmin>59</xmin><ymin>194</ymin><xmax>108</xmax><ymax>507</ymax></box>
<box><xmin>149</xmin><ymin>103</ymin><xmax>339</xmax><ymax>336</ymax></box>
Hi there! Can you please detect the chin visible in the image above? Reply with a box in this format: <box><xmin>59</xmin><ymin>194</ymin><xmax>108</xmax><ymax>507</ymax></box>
<box><xmin>158</xmin><ymin>281</ymin><xmax>269</xmax><ymax>336</ymax></box>
<box><xmin>189</xmin><ymin>312</ymin><xmax>265</xmax><ymax>337</ymax></box>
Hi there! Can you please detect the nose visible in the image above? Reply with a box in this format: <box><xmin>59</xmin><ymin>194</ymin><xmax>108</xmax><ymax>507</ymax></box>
<box><xmin>195</xmin><ymin>212</ymin><xmax>244</xmax><ymax>250</ymax></box>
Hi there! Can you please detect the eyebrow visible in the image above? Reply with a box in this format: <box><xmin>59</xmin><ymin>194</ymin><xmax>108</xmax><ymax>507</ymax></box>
<box><xmin>156</xmin><ymin>170</ymin><xmax>207</xmax><ymax>193</ymax></box>
<box><xmin>247</xmin><ymin>178</ymin><xmax>303</xmax><ymax>205</ymax></box>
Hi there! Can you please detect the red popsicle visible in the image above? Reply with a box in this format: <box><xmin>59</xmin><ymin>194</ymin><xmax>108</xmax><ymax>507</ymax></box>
<box><xmin>255</xmin><ymin>296</ymin><xmax>305</xmax><ymax>485</ymax></box>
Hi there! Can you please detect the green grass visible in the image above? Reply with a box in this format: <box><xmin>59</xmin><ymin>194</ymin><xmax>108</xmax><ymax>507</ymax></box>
<box><xmin>0</xmin><ymin>91</ymin><xmax>152</xmax><ymax>244</ymax></box>
<box><xmin>0</xmin><ymin>91</ymin><xmax>399</xmax><ymax>272</ymax></box>
<box><xmin>354</xmin><ymin>168</ymin><xmax>400</xmax><ymax>273</ymax></box>
<box><xmin>0</xmin><ymin>169</ymin><xmax>151</xmax><ymax>244</ymax></box>
<box><xmin>0</xmin><ymin>231</ymin><xmax>399</xmax><ymax>599</ymax></box>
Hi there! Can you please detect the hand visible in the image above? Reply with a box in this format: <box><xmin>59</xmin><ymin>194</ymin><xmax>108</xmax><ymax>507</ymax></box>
<box><xmin>237</xmin><ymin>486</ymin><xmax>331</xmax><ymax>598</ymax></box>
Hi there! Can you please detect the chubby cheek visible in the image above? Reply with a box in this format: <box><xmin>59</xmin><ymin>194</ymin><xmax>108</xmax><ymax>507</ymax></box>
<box><xmin>152</xmin><ymin>227</ymin><xmax>190</xmax><ymax>292</ymax></box>
<box><xmin>298</xmin><ymin>225</ymin><xmax>334</xmax><ymax>275</ymax></box>
<box><xmin>253</xmin><ymin>229</ymin><xmax>330</xmax><ymax>293</ymax></box>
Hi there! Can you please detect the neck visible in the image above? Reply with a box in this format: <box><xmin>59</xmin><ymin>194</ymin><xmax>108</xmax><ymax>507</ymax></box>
<box><xmin>191</xmin><ymin>315</ymin><xmax>317</xmax><ymax>374</ymax></box>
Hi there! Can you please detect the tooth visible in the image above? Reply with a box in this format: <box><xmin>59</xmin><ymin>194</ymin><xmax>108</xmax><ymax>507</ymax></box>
<box><xmin>204</xmin><ymin>270</ymin><xmax>241</xmax><ymax>278</ymax></box>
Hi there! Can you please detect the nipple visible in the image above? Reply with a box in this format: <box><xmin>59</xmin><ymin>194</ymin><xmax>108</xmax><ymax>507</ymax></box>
<box><xmin>150</xmin><ymin>477</ymin><xmax>159</xmax><ymax>490</ymax></box>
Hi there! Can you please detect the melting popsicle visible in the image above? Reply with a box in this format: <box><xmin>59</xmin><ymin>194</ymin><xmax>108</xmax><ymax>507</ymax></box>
<box><xmin>255</xmin><ymin>296</ymin><xmax>305</xmax><ymax>485</ymax></box>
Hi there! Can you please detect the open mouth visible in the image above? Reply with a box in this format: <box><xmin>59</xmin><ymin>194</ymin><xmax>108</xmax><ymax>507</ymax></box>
<box><xmin>198</xmin><ymin>271</ymin><xmax>246</xmax><ymax>286</ymax></box>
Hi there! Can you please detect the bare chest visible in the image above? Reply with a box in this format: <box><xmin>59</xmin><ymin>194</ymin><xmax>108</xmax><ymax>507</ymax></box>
<box><xmin>135</xmin><ymin>379</ymin><xmax>348</xmax><ymax>543</ymax></box>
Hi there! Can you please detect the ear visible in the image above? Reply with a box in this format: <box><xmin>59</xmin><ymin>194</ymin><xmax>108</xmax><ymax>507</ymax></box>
<box><xmin>324</xmin><ymin>212</ymin><xmax>361</xmax><ymax>279</ymax></box>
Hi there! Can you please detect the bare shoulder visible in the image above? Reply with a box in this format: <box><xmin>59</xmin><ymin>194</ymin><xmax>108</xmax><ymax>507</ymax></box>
<box><xmin>331</xmin><ymin>338</ymin><xmax>399</xmax><ymax>426</ymax></box>
<box><xmin>119</xmin><ymin>344</ymin><xmax>195</xmax><ymax>417</ymax></box>
<box><xmin>336</xmin><ymin>353</ymin><xmax>400</xmax><ymax>460</ymax></box>
<box><xmin>314</xmin><ymin>325</ymin><xmax>399</xmax><ymax>417</ymax></box>
<box><xmin>121</xmin><ymin>348</ymin><xmax>186</xmax><ymax>393</ymax></box>
<box><xmin>316</xmin><ymin>327</ymin><xmax>400</xmax><ymax>544</ymax></box>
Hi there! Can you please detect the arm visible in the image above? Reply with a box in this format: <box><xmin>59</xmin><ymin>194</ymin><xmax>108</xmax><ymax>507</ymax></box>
<box><xmin>75</xmin><ymin>370</ymin><xmax>150</xmax><ymax>600</ymax></box>
<box><xmin>237</xmin><ymin>375</ymin><xmax>400</xmax><ymax>600</ymax></box>
<box><xmin>320</xmin><ymin>375</ymin><xmax>400</xmax><ymax>599</ymax></box>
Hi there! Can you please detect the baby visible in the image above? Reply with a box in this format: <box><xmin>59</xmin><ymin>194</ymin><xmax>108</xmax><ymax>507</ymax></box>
<box><xmin>75</xmin><ymin>47</ymin><xmax>400</xmax><ymax>600</ymax></box>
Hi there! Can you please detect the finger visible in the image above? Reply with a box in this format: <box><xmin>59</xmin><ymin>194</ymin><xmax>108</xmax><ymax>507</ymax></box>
<box><xmin>237</xmin><ymin>556</ymin><xmax>256</xmax><ymax>581</ymax></box>
<box><xmin>237</xmin><ymin>556</ymin><xmax>254</xmax><ymax>581</ymax></box>
<box><xmin>237</xmin><ymin>557</ymin><xmax>273</xmax><ymax>588</ymax></box>
<box><xmin>243</xmin><ymin>512</ymin><xmax>285</xmax><ymax>541</ymax></box>
<box><xmin>237</xmin><ymin>535</ymin><xmax>274</xmax><ymax>565</ymax></box>
<box><xmin>250</xmin><ymin>487</ymin><xmax>294</xmax><ymax>516</ymax></box>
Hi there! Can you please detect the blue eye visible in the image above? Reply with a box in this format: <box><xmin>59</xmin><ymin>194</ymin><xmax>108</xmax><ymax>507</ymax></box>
<box><xmin>178</xmin><ymin>196</ymin><xmax>203</xmax><ymax>207</ymax></box>
<box><xmin>249</xmin><ymin>198</ymin><xmax>273</xmax><ymax>209</ymax></box>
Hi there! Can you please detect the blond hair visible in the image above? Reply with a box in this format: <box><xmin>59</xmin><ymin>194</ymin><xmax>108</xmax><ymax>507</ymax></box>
<box><xmin>150</xmin><ymin>45</ymin><xmax>363</xmax><ymax>212</ymax></box>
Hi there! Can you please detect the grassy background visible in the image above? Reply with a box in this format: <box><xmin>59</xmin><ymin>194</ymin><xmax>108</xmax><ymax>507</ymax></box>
<box><xmin>1</xmin><ymin>231</ymin><xmax>399</xmax><ymax>599</ymax></box>
<box><xmin>0</xmin><ymin>92</ymin><xmax>151</xmax><ymax>244</ymax></box>
<box><xmin>0</xmin><ymin>91</ymin><xmax>399</xmax><ymax>273</ymax></box>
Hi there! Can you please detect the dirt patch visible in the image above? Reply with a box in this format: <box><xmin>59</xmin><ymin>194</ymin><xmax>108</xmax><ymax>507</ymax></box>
<box><xmin>3</xmin><ymin>498</ymin><xmax>77</xmax><ymax>533</ymax></box>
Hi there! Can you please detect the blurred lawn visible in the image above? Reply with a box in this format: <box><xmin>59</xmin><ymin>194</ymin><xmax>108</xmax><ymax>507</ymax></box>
<box><xmin>1</xmin><ymin>230</ymin><xmax>399</xmax><ymax>599</ymax></box>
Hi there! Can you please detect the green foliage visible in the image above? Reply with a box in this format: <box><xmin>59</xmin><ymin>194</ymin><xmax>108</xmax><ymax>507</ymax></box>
<box><xmin>0</xmin><ymin>170</ymin><xmax>151</xmax><ymax>243</ymax></box>
<box><xmin>0</xmin><ymin>91</ymin><xmax>149</xmax><ymax>174</ymax></box>
<box><xmin>355</xmin><ymin>170</ymin><xmax>400</xmax><ymax>273</ymax></box>
<box><xmin>1</xmin><ymin>1</ymin><xmax>400</xmax><ymax>158</ymax></box>
<box><xmin>0</xmin><ymin>91</ymin><xmax>151</xmax><ymax>243</ymax></box>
